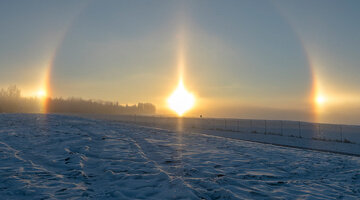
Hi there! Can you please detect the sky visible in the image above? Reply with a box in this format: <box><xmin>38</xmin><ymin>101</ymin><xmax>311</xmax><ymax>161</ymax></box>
<box><xmin>0</xmin><ymin>0</ymin><xmax>360</xmax><ymax>124</ymax></box>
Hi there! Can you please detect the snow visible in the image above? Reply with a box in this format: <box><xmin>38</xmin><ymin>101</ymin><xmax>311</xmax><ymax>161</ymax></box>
<box><xmin>83</xmin><ymin>114</ymin><xmax>360</xmax><ymax>156</ymax></box>
<box><xmin>191</xmin><ymin>128</ymin><xmax>360</xmax><ymax>157</ymax></box>
<box><xmin>0</xmin><ymin>113</ymin><xmax>360</xmax><ymax>199</ymax></box>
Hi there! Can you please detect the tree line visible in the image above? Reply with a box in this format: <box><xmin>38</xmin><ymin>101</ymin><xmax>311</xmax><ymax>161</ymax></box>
<box><xmin>0</xmin><ymin>85</ymin><xmax>156</xmax><ymax>115</ymax></box>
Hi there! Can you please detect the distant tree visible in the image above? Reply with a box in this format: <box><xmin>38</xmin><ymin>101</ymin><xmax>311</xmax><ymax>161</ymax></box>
<box><xmin>7</xmin><ymin>85</ymin><xmax>21</xmax><ymax>98</ymax></box>
<box><xmin>0</xmin><ymin>85</ymin><xmax>156</xmax><ymax>115</ymax></box>
<box><xmin>0</xmin><ymin>85</ymin><xmax>21</xmax><ymax>98</ymax></box>
<box><xmin>0</xmin><ymin>85</ymin><xmax>39</xmax><ymax>113</ymax></box>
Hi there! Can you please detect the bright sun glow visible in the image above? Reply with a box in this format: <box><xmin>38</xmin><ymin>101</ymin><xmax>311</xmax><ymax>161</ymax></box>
<box><xmin>316</xmin><ymin>95</ymin><xmax>326</xmax><ymax>104</ymax></box>
<box><xmin>36</xmin><ymin>90</ymin><xmax>47</xmax><ymax>98</ymax></box>
<box><xmin>168</xmin><ymin>79</ymin><xmax>195</xmax><ymax>116</ymax></box>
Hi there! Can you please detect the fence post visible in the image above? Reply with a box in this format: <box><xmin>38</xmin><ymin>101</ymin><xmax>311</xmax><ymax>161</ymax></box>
<box><xmin>298</xmin><ymin>121</ymin><xmax>301</xmax><ymax>138</ymax></box>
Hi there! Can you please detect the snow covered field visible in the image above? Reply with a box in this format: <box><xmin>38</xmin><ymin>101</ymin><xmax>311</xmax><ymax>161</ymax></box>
<box><xmin>85</xmin><ymin>114</ymin><xmax>360</xmax><ymax>156</ymax></box>
<box><xmin>1</xmin><ymin>114</ymin><xmax>360</xmax><ymax>199</ymax></box>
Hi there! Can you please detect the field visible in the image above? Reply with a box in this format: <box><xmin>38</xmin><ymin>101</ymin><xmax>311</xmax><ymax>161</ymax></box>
<box><xmin>0</xmin><ymin>114</ymin><xmax>360</xmax><ymax>199</ymax></box>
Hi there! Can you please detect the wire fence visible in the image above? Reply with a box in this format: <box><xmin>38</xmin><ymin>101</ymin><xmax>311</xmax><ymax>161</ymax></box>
<box><xmin>99</xmin><ymin>115</ymin><xmax>360</xmax><ymax>145</ymax></box>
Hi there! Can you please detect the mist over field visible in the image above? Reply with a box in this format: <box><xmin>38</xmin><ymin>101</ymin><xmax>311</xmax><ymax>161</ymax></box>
<box><xmin>0</xmin><ymin>85</ymin><xmax>155</xmax><ymax>115</ymax></box>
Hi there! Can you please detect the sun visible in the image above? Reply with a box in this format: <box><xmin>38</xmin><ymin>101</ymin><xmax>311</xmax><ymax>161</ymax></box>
<box><xmin>36</xmin><ymin>90</ymin><xmax>47</xmax><ymax>98</ymax></box>
<box><xmin>316</xmin><ymin>95</ymin><xmax>326</xmax><ymax>105</ymax></box>
<box><xmin>168</xmin><ymin>79</ymin><xmax>195</xmax><ymax>116</ymax></box>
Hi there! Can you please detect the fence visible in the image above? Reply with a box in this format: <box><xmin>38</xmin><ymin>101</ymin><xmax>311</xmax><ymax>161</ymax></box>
<box><xmin>96</xmin><ymin>115</ymin><xmax>360</xmax><ymax>145</ymax></box>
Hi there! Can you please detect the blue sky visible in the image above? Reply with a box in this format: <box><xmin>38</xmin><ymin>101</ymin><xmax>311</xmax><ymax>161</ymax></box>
<box><xmin>1</xmin><ymin>0</ymin><xmax>359</xmax><ymax>124</ymax></box>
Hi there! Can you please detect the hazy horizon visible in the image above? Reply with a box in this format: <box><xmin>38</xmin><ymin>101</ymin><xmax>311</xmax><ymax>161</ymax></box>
<box><xmin>1</xmin><ymin>0</ymin><xmax>360</xmax><ymax>124</ymax></box>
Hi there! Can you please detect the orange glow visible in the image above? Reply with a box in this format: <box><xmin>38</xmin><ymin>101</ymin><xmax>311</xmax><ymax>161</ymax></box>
<box><xmin>38</xmin><ymin>62</ymin><xmax>52</xmax><ymax>113</ymax></box>
<box><xmin>309</xmin><ymin>69</ymin><xmax>322</xmax><ymax>122</ymax></box>
<box><xmin>310</xmin><ymin>70</ymin><xmax>329</xmax><ymax>123</ymax></box>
